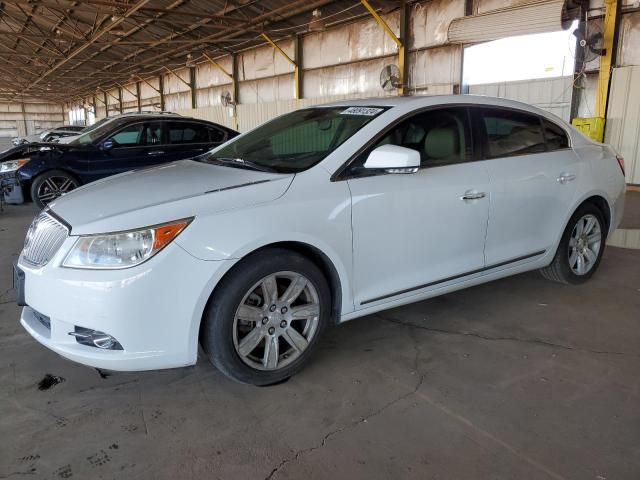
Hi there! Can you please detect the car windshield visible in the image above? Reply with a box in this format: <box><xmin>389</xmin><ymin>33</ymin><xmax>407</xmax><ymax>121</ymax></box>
<box><xmin>69</xmin><ymin>118</ymin><xmax>127</xmax><ymax>146</ymax></box>
<box><xmin>200</xmin><ymin>106</ymin><xmax>387</xmax><ymax>173</ymax></box>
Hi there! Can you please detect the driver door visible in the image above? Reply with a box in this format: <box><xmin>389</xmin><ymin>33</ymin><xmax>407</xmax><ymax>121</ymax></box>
<box><xmin>346</xmin><ymin>107</ymin><xmax>491</xmax><ymax>308</ymax></box>
<box><xmin>85</xmin><ymin>121</ymin><xmax>164</xmax><ymax>182</ymax></box>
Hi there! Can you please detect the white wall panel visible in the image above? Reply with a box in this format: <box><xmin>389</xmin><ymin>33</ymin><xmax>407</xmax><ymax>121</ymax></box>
<box><xmin>576</xmin><ymin>72</ymin><xmax>598</xmax><ymax>119</ymax></box>
<box><xmin>139</xmin><ymin>78</ymin><xmax>160</xmax><ymax>99</ymax></box>
<box><xmin>409</xmin><ymin>0</ymin><xmax>464</xmax><ymax>49</ymax></box>
<box><xmin>163</xmin><ymin>68</ymin><xmax>190</xmax><ymax>94</ymax></box>
<box><xmin>164</xmin><ymin>92</ymin><xmax>191</xmax><ymax>111</ymax></box>
<box><xmin>196</xmin><ymin>85</ymin><xmax>233</xmax><ymax>108</ymax></box>
<box><xmin>239</xmin><ymin>42</ymin><xmax>294</xmax><ymax>81</ymax></box>
<box><xmin>121</xmin><ymin>85</ymin><xmax>137</xmax><ymax>103</ymax></box>
<box><xmin>469</xmin><ymin>76</ymin><xmax>573</xmax><ymax>121</ymax></box>
<box><xmin>0</xmin><ymin>101</ymin><xmax>64</xmax><ymax>138</ymax></box>
<box><xmin>410</xmin><ymin>45</ymin><xmax>462</xmax><ymax>95</ymax></box>
<box><xmin>304</xmin><ymin>57</ymin><xmax>391</xmax><ymax>98</ymax></box>
<box><xmin>619</xmin><ymin>11</ymin><xmax>640</xmax><ymax>67</ymax></box>
<box><xmin>303</xmin><ymin>12</ymin><xmax>399</xmax><ymax>70</ymax></box>
<box><xmin>196</xmin><ymin>57</ymin><xmax>233</xmax><ymax>88</ymax></box>
<box><xmin>174</xmin><ymin>106</ymin><xmax>235</xmax><ymax>130</ymax></box>
<box><xmin>239</xmin><ymin>74</ymin><xmax>295</xmax><ymax>104</ymax></box>
<box><xmin>606</xmin><ymin>66</ymin><xmax>640</xmax><ymax>184</ymax></box>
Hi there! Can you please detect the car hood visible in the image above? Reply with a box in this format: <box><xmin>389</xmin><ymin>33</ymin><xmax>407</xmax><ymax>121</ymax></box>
<box><xmin>49</xmin><ymin>159</ymin><xmax>294</xmax><ymax>234</ymax></box>
<box><xmin>56</xmin><ymin>135</ymin><xmax>80</xmax><ymax>144</ymax></box>
<box><xmin>0</xmin><ymin>143</ymin><xmax>52</xmax><ymax>161</ymax></box>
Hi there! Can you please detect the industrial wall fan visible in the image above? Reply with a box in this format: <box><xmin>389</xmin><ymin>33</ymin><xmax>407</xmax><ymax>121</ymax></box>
<box><xmin>380</xmin><ymin>64</ymin><xmax>401</xmax><ymax>92</ymax></box>
<box><xmin>573</xmin><ymin>22</ymin><xmax>605</xmax><ymax>63</ymax></box>
<box><xmin>220</xmin><ymin>90</ymin><xmax>236</xmax><ymax>107</ymax></box>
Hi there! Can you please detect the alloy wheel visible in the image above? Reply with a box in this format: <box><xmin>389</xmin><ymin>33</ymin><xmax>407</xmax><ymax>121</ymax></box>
<box><xmin>37</xmin><ymin>176</ymin><xmax>77</xmax><ymax>205</ymax></box>
<box><xmin>232</xmin><ymin>271</ymin><xmax>320</xmax><ymax>371</ymax></box>
<box><xmin>568</xmin><ymin>214</ymin><xmax>602</xmax><ymax>275</ymax></box>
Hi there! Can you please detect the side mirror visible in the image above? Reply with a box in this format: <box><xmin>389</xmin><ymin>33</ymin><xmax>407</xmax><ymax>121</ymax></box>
<box><xmin>101</xmin><ymin>139</ymin><xmax>115</xmax><ymax>151</ymax></box>
<box><xmin>363</xmin><ymin>145</ymin><xmax>420</xmax><ymax>174</ymax></box>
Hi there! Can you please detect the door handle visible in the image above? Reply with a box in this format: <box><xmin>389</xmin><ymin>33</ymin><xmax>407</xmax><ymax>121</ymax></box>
<box><xmin>557</xmin><ymin>173</ymin><xmax>576</xmax><ymax>184</ymax></box>
<box><xmin>147</xmin><ymin>150</ymin><xmax>165</xmax><ymax>156</ymax></box>
<box><xmin>461</xmin><ymin>191</ymin><xmax>486</xmax><ymax>201</ymax></box>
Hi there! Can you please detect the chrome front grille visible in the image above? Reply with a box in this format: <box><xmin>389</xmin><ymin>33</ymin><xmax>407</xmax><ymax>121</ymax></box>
<box><xmin>22</xmin><ymin>211</ymin><xmax>69</xmax><ymax>267</ymax></box>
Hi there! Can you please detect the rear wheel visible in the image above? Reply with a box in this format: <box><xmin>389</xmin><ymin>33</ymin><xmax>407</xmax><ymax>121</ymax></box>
<box><xmin>540</xmin><ymin>204</ymin><xmax>606</xmax><ymax>284</ymax></box>
<box><xmin>30</xmin><ymin>170</ymin><xmax>80</xmax><ymax>209</ymax></box>
<box><xmin>201</xmin><ymin>248</ymin><xmax>330</xmax><ymax>385</ymax></box>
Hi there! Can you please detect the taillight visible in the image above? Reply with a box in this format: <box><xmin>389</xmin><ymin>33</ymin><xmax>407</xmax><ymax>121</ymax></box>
<box><xmin>616</xmin><ymin>155</ymin><xmax>625</xmax><ymax>176</ymax></box>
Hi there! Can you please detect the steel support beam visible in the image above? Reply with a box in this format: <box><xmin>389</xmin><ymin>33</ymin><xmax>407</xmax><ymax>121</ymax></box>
<box><xmin>202</xmin><ymin>52</ymin><xmax>233</xmax><ymax>81</ymax></box>
<box><xmin>159</xmin><ymin>75</ymin><xmax>165</xmax><ymax>111</ymax></box>
<box><xmin>595</xmin><ymin>0</ymin><xmax>620</xmax><ymax>120</ymax></box>
<box><xmin>570</xmin><ymin>1</ymin><xmax>589</xmax><ymax>121</ymax></box>
<box><xmin>360</xmin><ymin>0</ymin><xmax>405</xmax><ymax>95</ymax></box>
<box><xmin>136</xmin><ymin>81</ymin><xmax>142</xmax><ymax>112</ymax></box>
<box><xmin>232</xmin><ymin>54</ymin><xmax>239</xmax><ymax>131</ymax></box>
<box><xmin>295</xmin><ymin>34</ymin><xmax>303</xmax><ymax>99</ymax></box>
<box><xmin>261</xmin><ymin>33</ymin><xmax>299</xmax><ymax>99</ymax></box>
<box><xmin>163</xmin><ymin>66</ymin><xmax>191</xmax><ymax>88</ymax></box>
<box><xmin>399</xmin><ymin>2</ymin><xmax>408</xmax><ymax>96</ymax></box>
<box><xmin>134</xmin><ymin>75</ymin><xmax>161</xmax><ymax>95</ymax></box>
<box><xmin>189</xmin><ymin>66</ymin><xmax>197</xmax><ymax>109</ymax></box>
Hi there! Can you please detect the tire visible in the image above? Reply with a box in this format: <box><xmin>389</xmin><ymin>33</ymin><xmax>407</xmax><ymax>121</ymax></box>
<box><xmin>201</xmin><ymin>248</ymin><xmax>331</xmax><ymax>385</ymax></box>
<box><xmin>30</xmin><ymin>170</ymin><xmax>80</xmax><ymax>209</ymax></box>
<box><xmin>540</xmin><ymin>203</ymin><xmax>606</xmax><ymax>284</ymax></box>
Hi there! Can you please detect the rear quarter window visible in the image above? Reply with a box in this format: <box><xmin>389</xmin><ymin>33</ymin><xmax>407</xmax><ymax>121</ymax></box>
<box><xmin>480</xmin><ymin>109</ymin><xmax>546</xmax><ymax>159</ymax></box>
<box><xmin>543</xmin><ymin>119</ymin><xmax>570</xmax><ymax>151</ymax></box>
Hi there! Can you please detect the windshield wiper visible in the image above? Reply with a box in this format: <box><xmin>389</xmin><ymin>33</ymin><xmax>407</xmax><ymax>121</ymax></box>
<box><xmin>207</xmin><ymin>156</ymin><xmax>277</xmax><ymax>173</ymax></box>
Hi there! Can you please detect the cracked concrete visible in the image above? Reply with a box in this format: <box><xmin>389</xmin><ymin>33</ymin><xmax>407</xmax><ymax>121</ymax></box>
<box><xmin>378</xmin><ymin>315</ymin><xmax>636</xmax><ymax>357</ymax></box>
<box><xmin>1</xmin><ymin>197</ymin><xmax>640</xmax><ymax>479</ymax></box>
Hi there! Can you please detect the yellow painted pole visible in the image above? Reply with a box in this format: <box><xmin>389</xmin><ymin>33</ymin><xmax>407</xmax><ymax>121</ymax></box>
<box><xmin>261</xmin><ymin>33</ymin><xmax>299</xmax><ymax>99</ymax></box>
<box><xmin>595</xmin><ymin>0</ymin><xmax>618</xmax><ymax>119</ymax></box>
<box><xmin>360</xmin><ymin>0</ymin><xmax>404</xmax><ymax>95</ymax></box>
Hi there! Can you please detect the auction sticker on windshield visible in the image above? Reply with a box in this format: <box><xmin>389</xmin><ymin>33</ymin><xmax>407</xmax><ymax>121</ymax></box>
<box><xmin>340</xmin><ymin>107</ymin><xmax>384</xmax><ymax>116</ymax></box>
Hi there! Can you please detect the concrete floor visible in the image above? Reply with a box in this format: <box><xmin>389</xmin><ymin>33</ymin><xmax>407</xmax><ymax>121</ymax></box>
<box><xmin>1</xmin><ymin>196</ymin><xmax>639</xmax><ymax>480</ymax></box>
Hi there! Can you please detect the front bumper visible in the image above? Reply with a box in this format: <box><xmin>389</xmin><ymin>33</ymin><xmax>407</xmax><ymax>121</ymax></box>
<box><xmin>1</xmin><ymin>171</ymin><xmax>24</xmax><ymax>204</ymax></box>
<box><xmin>19</xmin><ymin>240</ymin><xmax>232</xmax><ymax>371</ymax></box>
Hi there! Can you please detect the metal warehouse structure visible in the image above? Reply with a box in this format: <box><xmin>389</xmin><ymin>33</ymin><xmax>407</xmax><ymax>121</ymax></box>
<box><xmin>1</xmin><ymin>0</ymin><xmax>640</xmax><ymax>182</ymax></box>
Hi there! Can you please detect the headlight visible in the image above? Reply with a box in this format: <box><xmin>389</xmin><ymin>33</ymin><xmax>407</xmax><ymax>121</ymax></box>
<box><xmin>0</xmin><ymin>158</ymin><xmax>29</xmax><ymax>173</ymax></box>
<box><xmin>62</xmin><ymin>218</ymin><xmax>192</xmax><ymax>269</ymax></box>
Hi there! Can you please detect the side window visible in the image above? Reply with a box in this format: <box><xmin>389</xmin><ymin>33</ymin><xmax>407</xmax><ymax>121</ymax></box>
<box><xmin>543</xmin><ymin>119</ymin><xmax>569</xmax><ymax>151</ymax></box>
<box><xmin>143</xmin><ymin>122</ymin><xmax>163</xmax><ymax>146</ymax></box>
<box><xmin>480</xmin><ymin>109</ymin><xmax>546</xmax><ymax>158</ymax></box>
<box><xmin>353</xmin><ymin>107</ymin><xmax>472</xmax><ymax>170</ymax></box>
<box><xmin>208</xmin><ymin>126</ymin><xmax>226</xmax><ymax>143</ymax></box>
<box><xmin>167</xmin><ymin>122</ymin><xmax>210</xmax><ymax>145</ymax></box>
<box><xmin>110</xmin><ymin>124</ymin><xmax>144</xmax><ymax>147</ymax></box>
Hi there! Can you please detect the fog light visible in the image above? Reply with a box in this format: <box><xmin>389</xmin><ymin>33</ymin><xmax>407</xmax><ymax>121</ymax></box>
<box><xmin>69</xmin><ymin>326</ymin><xmax>123</xmax><ymax>350</ymax></box>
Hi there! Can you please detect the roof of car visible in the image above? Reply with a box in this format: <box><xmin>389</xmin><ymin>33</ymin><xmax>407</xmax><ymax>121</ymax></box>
<box><xmin>318</xmin><ymin>94</ymin><xmax>549</xmax><ymax>113</ymax></box>
<box><xmin>316</xmin><ymin>94</ymin><xmax>567</xmax><ymax>125</ymax></box>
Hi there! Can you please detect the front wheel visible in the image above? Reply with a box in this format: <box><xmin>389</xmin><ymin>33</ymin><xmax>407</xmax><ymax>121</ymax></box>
<box><xmin>30</xmin><ymin>170</ymin><xmax>80</xmax><ymax>209</ymax></box>
<box><xmin>201</xmin><ymin>248</ymin><xmax>331</xmax><ymax>385</ymax></box>
<box><xmin>540</xmin><ymin>204</ymin><xmax>606</xmax><ymax>284</ymax></box>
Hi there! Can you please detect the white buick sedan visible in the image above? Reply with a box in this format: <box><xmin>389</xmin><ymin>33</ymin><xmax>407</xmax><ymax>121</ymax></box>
<box><xmin>16</xmin><ymin>96</ymin><xmax>625</xmax><ymax>385</ymax></box>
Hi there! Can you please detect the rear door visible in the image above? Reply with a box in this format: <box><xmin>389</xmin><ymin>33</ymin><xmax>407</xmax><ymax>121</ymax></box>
<box><xmin>162</xmin><ymin>121</ymin><xmax>227</xmax><ymax>162</ymax></box>
<box><xmin>473</xmin><ymin>107</ymin><xmax>580</xmax><ymax>265</ymax></box>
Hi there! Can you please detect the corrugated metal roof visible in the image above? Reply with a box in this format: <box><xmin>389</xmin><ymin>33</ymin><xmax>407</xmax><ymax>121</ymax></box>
<box><xmin>0</xmin><ymin>0</ymin><xmax>389</xmax><ymax>102</ymax></box>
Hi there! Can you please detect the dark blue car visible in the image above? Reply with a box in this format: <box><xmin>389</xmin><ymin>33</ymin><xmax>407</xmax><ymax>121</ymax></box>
<box><xmin>15</xmin><ymin>113</ymin><xmax>238</xmax><ymax>208</ymax></box>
